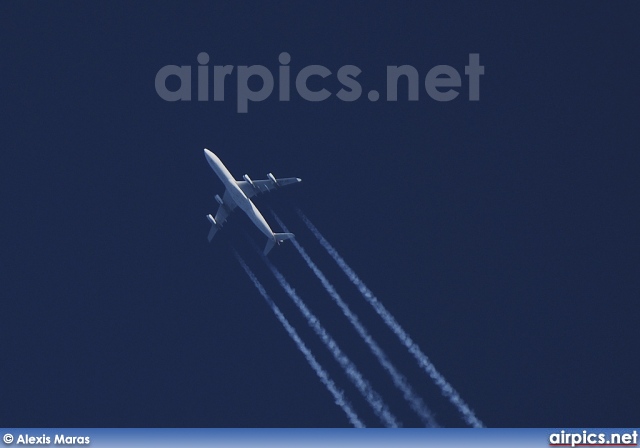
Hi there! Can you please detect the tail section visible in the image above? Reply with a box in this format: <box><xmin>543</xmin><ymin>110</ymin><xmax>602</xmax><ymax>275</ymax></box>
<box><xmin>275</xmin><ymin>232</ymin><xmax>295</xmax><ymax>243</ymax></box>
<box><xmin>264</xmin><ymin>232</ymin><xmax>295</xmax><ymax>255</ymax></box>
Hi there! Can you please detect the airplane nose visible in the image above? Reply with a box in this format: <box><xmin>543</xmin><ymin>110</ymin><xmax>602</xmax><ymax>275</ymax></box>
<box><xmin>203</xmin><ymin>148</ymin><xmax>222</xmax><ymax>170</ymax></box>
<box><xmin>204</xmin><ymin>148</ymin><xmax>216</xmax><ymax>162</ymax></box>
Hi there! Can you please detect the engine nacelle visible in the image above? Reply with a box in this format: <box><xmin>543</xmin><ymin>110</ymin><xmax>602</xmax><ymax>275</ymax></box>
<box><xmin>267</xmin><ymin>172</ymin><xmax>278</xmax><ymax>186</ymax></box>
<box><xmin>206</xmin><ymin>214</ymin><xmax>217</xmax><ymax>226</ymax></box>
<box><xmin>242</xmin><ymin>174</ymin><xmax>255</xmax><ymax>187</ymax></box>
<box><xmin>215</xmin><ymin>194</ymin><xmax>224</xmax><ymax>205</ymax></box>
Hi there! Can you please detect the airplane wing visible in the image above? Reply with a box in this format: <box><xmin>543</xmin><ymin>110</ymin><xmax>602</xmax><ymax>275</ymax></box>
<box><xmin>236</xmin><ymin>174</ymin><xmax>301</xmax><ymax>199</ymax></box>
<box><xmin>214</xmin><ymin>190</ymin><xmax>237</xmax><ymax>224</ymax></box>
<box><xmin>207</xmin><ymin>190</ymin><xmax>238</xmax><ymax>241</ymax></box>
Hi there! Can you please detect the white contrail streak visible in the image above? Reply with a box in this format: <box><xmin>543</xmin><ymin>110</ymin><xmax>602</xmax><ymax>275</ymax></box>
<box><xmin>259</xmin><ymin>251</ymin><xmax>400</xmax><ymax>428</ymax></box>
<box><xmin>297</xmin><ymin>210</ymin><xmax>484</xmax><ymax>428</ymax></box>
<box><xmin>233</xmin><ymin>251</ymin><xmax>365</xmax><ymax>428</ymax></box>
<box><xmin>272</xmin><ymin>212</ymin><xmax>438</xmax><ymax>427</ymax></box>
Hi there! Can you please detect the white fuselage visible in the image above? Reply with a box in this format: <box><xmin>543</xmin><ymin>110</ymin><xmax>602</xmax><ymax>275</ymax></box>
<box><xmin>204</xmin><ymin>150</ymin><xmax>275</xmax><ymax>240</ymax></box>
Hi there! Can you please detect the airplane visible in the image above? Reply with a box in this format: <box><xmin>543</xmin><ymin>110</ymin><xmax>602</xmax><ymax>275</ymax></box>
<box><xmin>203</xmin><ymin>148</ymin><xmax>301</xmax><ymax>255</ymax></box>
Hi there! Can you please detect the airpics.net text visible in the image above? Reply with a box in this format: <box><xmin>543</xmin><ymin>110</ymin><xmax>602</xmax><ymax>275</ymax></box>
<box><xmin>155</xmin><ymin>52</ymin><xmax>484</xmax><ymax>113</ymax></box>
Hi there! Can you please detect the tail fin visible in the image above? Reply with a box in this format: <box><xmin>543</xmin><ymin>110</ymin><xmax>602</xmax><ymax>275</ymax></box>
<box><xmin>264</xmin><ymin>232</ymin><xmax>295</xmax><ymax>255</ymax></box>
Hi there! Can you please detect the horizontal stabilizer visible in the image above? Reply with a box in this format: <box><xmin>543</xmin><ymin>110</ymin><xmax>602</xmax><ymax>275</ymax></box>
<box><xmin>274</xmin><ymin>232</ymin><xmax>295</xmax><ymax>243</ymax></box>
<box><xmin>264</xmin><ymin>233</ymin><xmax>295</xmax><ymax>255</ymax></box>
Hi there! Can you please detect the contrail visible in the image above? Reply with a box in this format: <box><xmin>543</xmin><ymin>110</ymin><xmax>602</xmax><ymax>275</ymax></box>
<box><xmin>297</xmin><ymin>210</ymin><xmax>484</xmax><ymax>428</ymax></box>
<box><xmin>258</xmin><ymin>250</ymin><xmax>400</xmax><ymax>428</ymax></box>
<box><xmin>272</xmin><ymin>212</ymin><xmax>438</xmax><ymax>427</ymax></box>
<box><xmin>233</xmin><ymin>251</ymin><xmax>365</xmax><ymax>428</ymax></box>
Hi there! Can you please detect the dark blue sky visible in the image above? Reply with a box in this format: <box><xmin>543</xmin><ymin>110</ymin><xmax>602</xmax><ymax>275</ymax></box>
<box><xmin>2</xmin><ymin>2</ymin><xmax>639</xmax><ymax>427</ymax></box>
